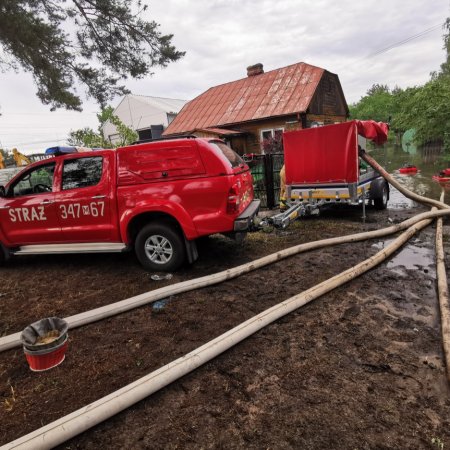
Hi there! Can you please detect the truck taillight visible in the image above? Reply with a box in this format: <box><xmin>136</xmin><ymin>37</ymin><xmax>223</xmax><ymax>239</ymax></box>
<box><xmin>227</xmin><ymin>184</ymin><xmax>240</xmax><ymax>214</ymax></box>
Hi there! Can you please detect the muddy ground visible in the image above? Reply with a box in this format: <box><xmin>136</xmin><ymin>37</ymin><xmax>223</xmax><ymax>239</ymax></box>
<box><xmin>1</xmin><ymin>203</ymin><xmax>450</xmax><ymax>449</ymax></box>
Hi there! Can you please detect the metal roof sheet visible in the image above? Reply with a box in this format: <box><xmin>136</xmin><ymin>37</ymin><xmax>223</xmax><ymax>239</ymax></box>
<box><xmin>165</xmin><ymin>62</ymin><xmax>324</xmax><ymax>135</ymax></box>
<box><xmin>195</xmin><ymin>127</ymin><xmax>246</xmax><ymax>136</ymax></box>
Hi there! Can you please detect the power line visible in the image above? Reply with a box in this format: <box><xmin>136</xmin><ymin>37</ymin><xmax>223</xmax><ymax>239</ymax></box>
<box><xmin>365</xmin><ymin>23</ymin><xmax>443</xmax><ymax>60</ymax></box>
<box><xmin>337</xmin><ymin>21</ymin><xmax>445</xmax><ymax>73</ymax></box>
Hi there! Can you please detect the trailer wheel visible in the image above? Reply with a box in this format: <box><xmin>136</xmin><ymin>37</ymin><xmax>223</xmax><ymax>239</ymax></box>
<box><xmin>135</xmin><ymin>223</ymin><xmax>186</xmax><ymax>272</ymax></box>
<box><xmin>374</xmin><ymin>183</ymin><xmax>389</xmax><ymax>210</ymax></box>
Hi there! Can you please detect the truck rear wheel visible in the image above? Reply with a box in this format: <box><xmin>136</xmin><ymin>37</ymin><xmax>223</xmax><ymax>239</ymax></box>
<box><xmin>374</xmin><ymin>183</ymin><xmax>389</xmax><ymax>210</ymax></box>
<box><xmin>135</xmin><ymin>223</ymin><xmax>186</xmax><ymax>272</ymax></box>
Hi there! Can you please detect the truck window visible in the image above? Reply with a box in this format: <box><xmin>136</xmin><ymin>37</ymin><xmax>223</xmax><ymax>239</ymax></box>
<box><xmin>62</xmin><ymin>157</ymin><xmax>103</xmax><ymax>190</ymax></box>
<box><xmin>209</xmin><ymin>142</ymin><xmax>244</xmax><ymax>168</ymax></box>
<box><xmin>11</xmin><ymin>163</ymin><xmax>55</xmax><ymax>197</ymax></box>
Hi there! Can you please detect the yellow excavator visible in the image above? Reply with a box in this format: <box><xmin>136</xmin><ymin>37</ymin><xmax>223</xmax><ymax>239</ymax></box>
<box><xmin>0</xmin><ymin>148</ymin><xmax>31</xmax><ymax>169</ymax></box>
<box><xmin>13</xmin><ymin>148</ymin><xmax>31</xmax><ymax>166</ymax></box>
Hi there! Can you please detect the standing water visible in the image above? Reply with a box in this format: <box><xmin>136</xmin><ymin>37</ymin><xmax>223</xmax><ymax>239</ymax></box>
<box><xmin>370</xmin><ymin>143</ymin><xmax>449</xmax><ymax>208</ymax></box>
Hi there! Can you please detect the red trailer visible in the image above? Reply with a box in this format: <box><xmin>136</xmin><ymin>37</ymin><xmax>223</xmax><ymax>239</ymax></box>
<box><xmin>270</xmin><ymin>120</ymin><xmax>389</xmax><ymax>228</ymax></box>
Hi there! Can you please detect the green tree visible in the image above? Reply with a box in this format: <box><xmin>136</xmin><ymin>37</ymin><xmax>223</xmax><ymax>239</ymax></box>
<box><xmin>68</xmin><ymin>106</ymin><xmax>137</xmax><ymax>147</ymax></box>
<box><xmin>0</xmin><ymin>1</ymin><xmax>184</xmax><ymax>111</ymax></box>
<box><xmin>395</xmin><ymin>77</ymin><xmax>450</xmax><ymax>148</ymax></box>
<box><xmin>68</xmin><ymin>127</ymin><xmax>108</xmax><ymax>149</ymax></box>
<box><xmin>349</xmin><ymin>84</ymin><xmax>395</xmax><ymax>123</ymax></box>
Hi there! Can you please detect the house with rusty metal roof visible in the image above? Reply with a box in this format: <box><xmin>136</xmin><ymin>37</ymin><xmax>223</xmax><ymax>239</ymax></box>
<box><xmin>163</xmin><ymin>62</ymin><xmax>349</xmax><ymax>155</ymax></box>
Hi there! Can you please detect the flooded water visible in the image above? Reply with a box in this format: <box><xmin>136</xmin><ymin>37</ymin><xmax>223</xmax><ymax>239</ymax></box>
<box><xmin>369</xmin><ymin>143</ymin><xmax>444</xmax><ymax>279</ymax></box>
<box><xmin>371</xmin><ymin>143</ymin><xmax>449</xmax><ymax>208</ymax></box>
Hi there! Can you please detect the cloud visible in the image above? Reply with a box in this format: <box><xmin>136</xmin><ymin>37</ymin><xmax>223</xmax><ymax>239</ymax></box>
<box><xmin>0</xmin><ymin>0</ymin><xmax>448</xmax><ymax>153</ymax></box>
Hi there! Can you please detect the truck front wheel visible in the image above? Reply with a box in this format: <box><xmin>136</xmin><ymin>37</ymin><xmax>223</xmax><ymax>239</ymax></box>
<box><xmin>135</xmin><ymin>223</ymin><xmax>186</xmax><ymax>272</ymax></box>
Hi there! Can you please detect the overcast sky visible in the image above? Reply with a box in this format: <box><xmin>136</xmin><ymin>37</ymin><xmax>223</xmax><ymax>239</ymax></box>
<box><xmin>1</xmin><ymin>0</ymin><xmax>449</xmax><ymax>154</ymax></box>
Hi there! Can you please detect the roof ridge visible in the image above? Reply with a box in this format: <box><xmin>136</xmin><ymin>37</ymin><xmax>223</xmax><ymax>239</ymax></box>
<box><xmin>128</xmin><ymin>93</ymin><xmax>187</xmax><ymax>102</ymax></box>
<box><xmin>202</xmin><ymin>61</ymin><xmax>324</xmax><ymax>91</ymax></box>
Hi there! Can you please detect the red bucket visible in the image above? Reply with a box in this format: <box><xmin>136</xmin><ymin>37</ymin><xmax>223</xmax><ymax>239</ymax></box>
<box><xmin>23</xmin><ymin>337</ymin><xmax>68</xmax><ymax>372</ymax></box>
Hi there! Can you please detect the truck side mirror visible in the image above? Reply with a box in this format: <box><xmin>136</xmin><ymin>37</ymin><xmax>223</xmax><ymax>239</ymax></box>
<box><xmin>0</xmin><ymin>186</ymin><xmax>5</xmax><ymax>197</ymax></box>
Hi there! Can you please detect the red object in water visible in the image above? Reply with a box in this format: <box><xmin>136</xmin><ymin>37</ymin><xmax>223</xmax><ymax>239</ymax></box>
<box><xmin>399</xmin><ymin>165</ymin><xmax>418</xmax><ymax>174</ymax></box>
<box><xmin>433</xmin><ymin>175</ymin><xmax>450</xmax><ymax>184</ymax></box>
<box><xmin>24</xmin><ymin>338</ymin><xmax>68</xmax><ymax>371</ymax></box>
<box><xmin>432</xmin><ymin>168</ymin><xmax>450</xmax><ymax>183</ymax></box>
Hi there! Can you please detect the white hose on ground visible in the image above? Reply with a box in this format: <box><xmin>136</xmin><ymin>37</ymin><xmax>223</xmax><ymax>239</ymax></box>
<box><xmin>360</xmin><ymin>150</ymin><xmax>450</xmax><ymax>210</ymax></box>
<box><xmin>435</xmin><ymin>190</ymin><xmax>450</xmax><ymax>382</ymax></box>
<box><xmin>2</xmin><ymin>207</ymin><xmax>450</xmax><ymax>354</ymax></box>
<box><xmin>1</xmin><ymin>216</ymin><xmax>434</xmax><ymax>450</ymax></box>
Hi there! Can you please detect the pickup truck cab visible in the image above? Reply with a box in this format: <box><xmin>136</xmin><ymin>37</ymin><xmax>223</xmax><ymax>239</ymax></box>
<box><xmin>0</xmin><ymin>137</ymin><xmax>260</xmax><ymax>271</ymax></box>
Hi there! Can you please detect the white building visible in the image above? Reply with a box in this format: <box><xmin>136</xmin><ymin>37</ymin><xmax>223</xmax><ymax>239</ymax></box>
<box><xmin>102</xmin><ymin>94</ymin><xmax>187</xmax><ymax>144</ymax></box>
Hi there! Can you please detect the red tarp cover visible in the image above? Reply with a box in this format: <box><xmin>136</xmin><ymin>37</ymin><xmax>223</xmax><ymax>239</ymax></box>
<box><xmin>284</xmin><ymin>121</ymin><xmax>358</xmax><ymax>185</ymax></box>
<box><xmin>356</xmin><ymin>120</ymin><xmax>389</xmax><ymax>145</ymax></box>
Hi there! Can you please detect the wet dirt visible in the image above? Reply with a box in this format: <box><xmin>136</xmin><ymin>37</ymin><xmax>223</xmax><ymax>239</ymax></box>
<box><xmin>1</xmin><ymin>204</ymin><xmax>450</xmax><ymax>449</ymax></box>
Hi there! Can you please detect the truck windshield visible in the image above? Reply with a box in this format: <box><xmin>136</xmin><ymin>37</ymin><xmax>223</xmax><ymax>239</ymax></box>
<box><xmin>209</xmin><ymin>142</ymin><xmax>245</xmax><ymax>168</ymax></box>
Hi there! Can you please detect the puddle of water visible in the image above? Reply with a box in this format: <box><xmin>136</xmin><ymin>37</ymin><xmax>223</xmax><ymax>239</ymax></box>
<box><xmin>371</xmin><ymin>239</ymin><xmax>435</xmax><ymax>271</ymax></box>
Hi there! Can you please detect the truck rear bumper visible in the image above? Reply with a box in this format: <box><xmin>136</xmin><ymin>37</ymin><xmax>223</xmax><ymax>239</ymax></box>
<box><xmin>234</xmin><ymin>200</ymin><xmax>261</xmax><ymax>231</ymax></box>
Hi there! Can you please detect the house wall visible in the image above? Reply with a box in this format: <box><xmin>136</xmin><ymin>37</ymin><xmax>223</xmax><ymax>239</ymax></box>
<box><xmin>307</xmin><ymin>71</ymin><xmax>348</xmax><ymax>117</ymax></box>
<box><xmin>228</xmin><ymin>115</ymin><xmax>301</xmax><ymax>154</ymax></box>
<box><xmin>306</xmin><ymin>114</ymin><xmax>346</xmax><ymax>126</ymax></box>
<box><xmin>225</xmin><ymin>111</ymin><xmax>345</xmax><ymax>155</ymax></box>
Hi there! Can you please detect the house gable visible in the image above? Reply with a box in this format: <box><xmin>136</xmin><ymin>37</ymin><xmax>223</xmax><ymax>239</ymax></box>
<box><xmin>307</xmin><ymin>71</ymin><xmax>349</xmax><ymax>119</ymax></box>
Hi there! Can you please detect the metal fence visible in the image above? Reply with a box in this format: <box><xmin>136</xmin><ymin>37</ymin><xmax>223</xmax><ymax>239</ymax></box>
<box><xmin>244</xmin><ymin>153</ymin><xmax>284</xmax><ymax>209</ymax></box>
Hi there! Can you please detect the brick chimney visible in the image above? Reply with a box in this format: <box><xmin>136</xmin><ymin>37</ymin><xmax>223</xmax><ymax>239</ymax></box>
<box><xmin>247</xmin><ymin>63</ymin><xmax>264</xmax><ymax>77</ymax></box>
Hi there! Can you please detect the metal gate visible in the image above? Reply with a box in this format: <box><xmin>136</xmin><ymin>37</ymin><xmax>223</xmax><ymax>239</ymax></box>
<box><xmin>244</xmin><ymin>153</ymin><xmax>284</xmax><ymax>209</ymax></box>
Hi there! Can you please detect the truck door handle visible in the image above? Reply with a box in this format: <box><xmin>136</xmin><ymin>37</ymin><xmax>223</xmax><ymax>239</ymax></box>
<box><xmin>0</xmin><ymin>205</ymin><xmax>10</xmax><ymax>209</ymax></box>
<box><xmin>92</xmin><ymin>195</ymin><xmax>106</xmax><ymax>199</ymax></box>
<box><xmin>40</xmin><ymin>200</ymin><xmax>54</xmax><ymax>205</ymax></box>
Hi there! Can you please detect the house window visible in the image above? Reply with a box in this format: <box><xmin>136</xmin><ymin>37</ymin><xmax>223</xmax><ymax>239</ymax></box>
<box><xmin>260</xmin><ymin>128</ymin><xmax>284</xmax><ymax>142</ymax></box>
<box><xmin>138</xmin><ymin>128</ymin><xmax>153</xmax><ymax>141</ymax></box>
<box><xmin>274</xmin><ymin>128</ymin><xmax>284</xmax><ymax>140</ymax></box>
<box><xmin>167</xmin><ymin>112</ymin><xmax>177</xmax><ymax>125</ymax></box>
<box><xmin>260</xmin><ymin>127</ymin><xmax>284</xmax><ymax>154</ymax></box>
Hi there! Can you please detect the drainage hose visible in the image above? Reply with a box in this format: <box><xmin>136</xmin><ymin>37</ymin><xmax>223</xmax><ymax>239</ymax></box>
<box><xmin>435</xmin><ymin>191</ymin><xmax>450</xmax><ymax>382</ymax></box>
<box><xmin>1</xmin><ymin>216</ymin><xmax>434</xmax><ymax>450</ymax></box>
<box><xmin>2</xmin><ymin>207</ymin><xmax>450</xmax><ymax>354</ymax></box>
